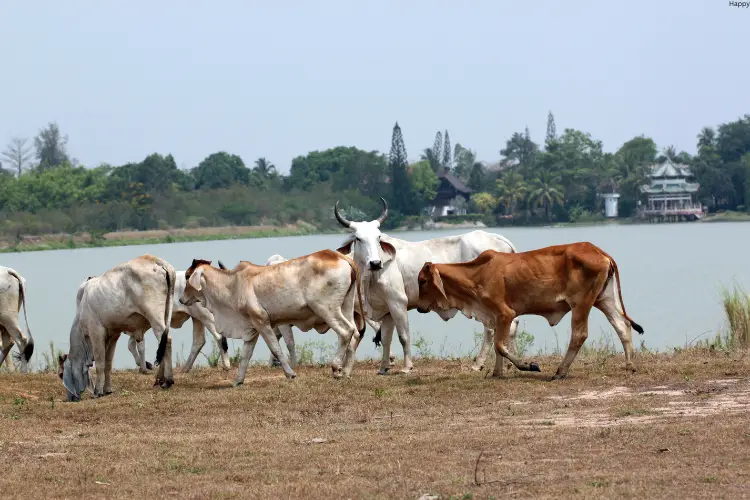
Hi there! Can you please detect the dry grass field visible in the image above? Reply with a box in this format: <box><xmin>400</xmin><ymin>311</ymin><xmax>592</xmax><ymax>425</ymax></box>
<box><xmin>2</xmin><ymin>349</ymin><xmax>750</xmax><ymax>499</ymax></box>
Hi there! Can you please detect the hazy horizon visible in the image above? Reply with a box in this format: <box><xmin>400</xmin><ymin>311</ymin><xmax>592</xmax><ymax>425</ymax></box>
<box><xmin>2</xmin><ymin>1</ymin><xmax>747</xmax><ymax>173</ymax></box>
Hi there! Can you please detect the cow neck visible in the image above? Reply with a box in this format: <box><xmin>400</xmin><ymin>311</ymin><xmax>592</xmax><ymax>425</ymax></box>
<box><xmin>436</xmin><ymin>256</ymin><xmax>493</xmax><ymax>304</ymax></box>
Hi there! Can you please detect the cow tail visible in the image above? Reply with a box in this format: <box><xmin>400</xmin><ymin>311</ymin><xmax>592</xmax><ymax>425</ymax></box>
<box><xmin>7</xmin><ymin>270</ymin><xmax>34</xmax><ymax>363</ymax></box>
<box><xmin>345</xmin><ymin>257</ymin><xmax>367</xmax><ymax>335</ymax></box>
<box><xmin>606</xmin><ymin>256</ymin><xmax>644</xmax><ymax>335</ymax></box>
<box><xmin>155</xmin><ymin>262</ymin><xmax>176</xmax><ymax>366</ymax></box>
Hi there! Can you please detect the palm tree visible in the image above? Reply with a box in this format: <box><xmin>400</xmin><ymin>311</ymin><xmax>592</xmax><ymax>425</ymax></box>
<box><xmin>495</xmin><ymin>171</ymin><xmax>527</xmax><ymax>215</ymax></box>
<box><xmin>527</xmin><ymin>169</ymin><xmax>564</xmax><ymax>222</ymax></box>
<box><xmin>253</xmin><ymin>157</ymin><xmax>277</xmax><ymax>179</ymax></box>
<box><xmin>697</xmin><ymin>127</ymin><xmax>716</xmax><ymax>152</ymax></box>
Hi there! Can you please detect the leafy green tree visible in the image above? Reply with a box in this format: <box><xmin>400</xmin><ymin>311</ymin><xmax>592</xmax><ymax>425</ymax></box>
<box><xmin>468</xmin><ymin>162</ymin><xmax>485</xmax><ymax>192</ymax></box>
<box><xmin>470</xmin><ymin>192</ymin><xmax>497</xmax><ymax>214</ymax></box>
<box><xmin>405</xmin><ymin>160</ymin><xmax>439</xmax><ymax>214</ymax></box>
<box><xmin>420</xmin><ymin>148</ymin><xmax>441</xmax><ymax>173</ymax></box>
<box><xmin>34</xmin><ymin>122</ymin><xmax>69</xmax><ymax>170</ymax></box>
<box><xmin>500</xmin><ymin>128</ymin><xmax>538</xmax><ymax>170</ymax></box>
<box><xmin>192</xmin><ymin>152</ymin><xmax>250</xmax><ymax>189</ymax></box>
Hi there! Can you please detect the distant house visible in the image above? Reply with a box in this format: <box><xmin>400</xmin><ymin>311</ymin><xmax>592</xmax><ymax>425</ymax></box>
<box><xmin>428</xmin><ymin>167</ymin><xmax>472</xmax><ymax>217</ymax></box>
<box><xmin>638</xmin><ymin>159</ymin><xmax>705</xmax><ymax>222</ymax></box>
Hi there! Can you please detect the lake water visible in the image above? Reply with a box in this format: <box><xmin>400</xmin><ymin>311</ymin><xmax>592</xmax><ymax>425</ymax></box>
<box><xmin>2</xmin><ymin>222</ymin><xmax>748</xmax><ymax>370</ymax></box>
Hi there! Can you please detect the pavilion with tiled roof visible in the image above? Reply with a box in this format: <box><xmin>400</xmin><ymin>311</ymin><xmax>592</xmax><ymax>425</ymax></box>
<box><xmin>428</xmin><ymin>167</ymin><xmax>472</xmax><ymax>216</ymax></box>
<box><xmin>638</xmin><ymin>159</ymin><xmax>704</xmax><ymax>221</ymax></box>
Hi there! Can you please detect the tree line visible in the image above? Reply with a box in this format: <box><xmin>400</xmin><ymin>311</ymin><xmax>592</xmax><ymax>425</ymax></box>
<box><xmin>1</xmin><ymin>114</ymin><xmax>749</xmax><ymax>240</ymax></box>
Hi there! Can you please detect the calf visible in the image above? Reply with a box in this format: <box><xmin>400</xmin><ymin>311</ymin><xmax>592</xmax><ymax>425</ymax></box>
<box><xmin>0</xmin><ymin>266</ymin><xmax>34</xmax><ymax>372</ymax></box>
<box><xmin>59</xmin><ymin>255</ymin><xmax>176</xmax><ymax>401</ymax></box>
<box><xmin>415</xmin><ymin>242</ymin><xmax>644</xmax><ymax>380</ymax></box>
<box><xmin>180</xmin><ymin>250</ymin><xmax>365</xmax><ymax>384</ymax></box>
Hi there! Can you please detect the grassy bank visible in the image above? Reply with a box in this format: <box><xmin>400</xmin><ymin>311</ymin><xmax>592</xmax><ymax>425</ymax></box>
<box><xmin>0</xmin><ymin>222</ymin><xmax>326</xmax><ymax>254</ymax></box>
<box><xmin>1</xmin><ymin>349</ymin><xmax>749</xmax><ymax>499</ymax></box>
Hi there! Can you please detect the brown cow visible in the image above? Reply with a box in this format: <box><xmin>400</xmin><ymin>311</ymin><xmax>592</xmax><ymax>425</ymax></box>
<box><xmin>415</xmin><ymin>242</ymin><xmax>644</xmax><ymax>380</ymax></box>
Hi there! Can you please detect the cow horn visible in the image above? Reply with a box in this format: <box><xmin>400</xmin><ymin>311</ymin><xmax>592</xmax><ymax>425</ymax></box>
<box><xmin>376</xmin><ymin>197</ymin><xmax>388</xmax><ymax>224</ymax></box>
<box><xmin>334</xmin><ymin>201</ymin><xmax>352</xmax><ymax>228</ymax></box>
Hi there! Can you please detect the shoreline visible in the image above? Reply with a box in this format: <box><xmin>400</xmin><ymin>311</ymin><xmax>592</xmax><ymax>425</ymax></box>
<box><xmin>2</xmin><ymin>212</ymin><xmax>749</xmax><ymax>254</ymax></box>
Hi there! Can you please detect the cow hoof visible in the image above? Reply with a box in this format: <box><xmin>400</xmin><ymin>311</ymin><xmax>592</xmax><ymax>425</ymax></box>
<box><xmin>377</xmin><ymin>368</ymin><xmax>389</xmax><ymax>376</ymax></box>
<box><xmin>471</xmin><ymin>364</ymin><xmax>484</xmax><ymax>372</ymax></box>
<box><xmin>161</xmin><ymin>378</ymin><xmax>174</xmax><ymax>389</ymax></box>
<box><xmin>400</xmin><ymin>367</ymin><xmax>413</xmax><ymax>374</ymax></box>
<box><xmin>529</xmin><ymin>362</ymin><xmax>541</xmax><ymax>372</ymax></box>
<box><xmin>153</xmin><ymin>378</ymin><xmax>162</xmax><ymax>387</ymax></box>
<box><xmin>549</xmin><ymin>374</ymin><xmax>565</xmax><ymax>382</ymax></box>
<box><xmin>145</xmin><ymin>362</ymin><xmax>154</xmax><ymax>370</ymax></box>
<box><xmin>232</xmin><ymin>381</ymin><xmax>244</xmax><ymax>388</ymax></box>
<box><xmin>104</xmin><ymin>389</ymin><xmax>113</xmax><ymax>395</ymax></box>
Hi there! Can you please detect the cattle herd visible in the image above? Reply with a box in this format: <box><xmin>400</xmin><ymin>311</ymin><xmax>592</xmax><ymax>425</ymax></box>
<box><xmin>0</xmin><ymin>198</ymin><xmax>645</xmax><ymax>402</ymax></box>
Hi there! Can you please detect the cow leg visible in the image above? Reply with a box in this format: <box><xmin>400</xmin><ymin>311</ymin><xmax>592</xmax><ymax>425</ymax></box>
<box><xmin>103</xmin><ymin>331</ymin><xmax>121</xmax><ymax>395</ymax></box>
<box><xmin>551</xmin><ymin>306</ymin><xmax>593</xmax><ymax>381</ymax></box>
<box><xmin>0</xmin><ymin>317</ymin><xmax>30</xmax><ymax>373</ymax></box>
<box><xmin>0</xmin><ymin>329</ymin><xmax>15</xmax><ymax>372</ymax></box>
<box><xmin>137</xmin><ymin>337</ymin><xmax>152</xmax><ymax>372</ymax></box>
<box><xmin>127</xmin><ymin>336</ymin><xmax>149</xmax><ymax>373</ymax></box>
<box><xmin>492</xmin><ymin>316</ymin><xmax>540</xmax><ymax>377</ymax></box>
<box><xmin>281</xmin><ymin>325</ymin><xmax>296</xmax><ymax>366</ymax></box>
<box><xmin>473</xmin><ymin>327</ymin><xmax>494</xmax><ymax>371</ymax></box>
<box><xmin>192</xmin><ymin>307</ymin><xmax>230</xmax><ymax>370</ymax></box>
<box><xmin>492</xmin><ymin>318</ymin><xmax>520</xmax><ymax>375</ymax></box>
<box><xmin>596</xmin><ymin>281</ymin><xmax>636</xmax><ymax>374</ymax></box>
<box><xmin>90</xmin><ymin>327</ymin><xmax>108</xmax><ymax>398</ymax></box>
<box><xmin>388</xmin><ymin>303</ymin><xmax>414</xmax><ymax>374</ymax></box>
<box><xmin>377</xmin><ymin>316</ymin><xmax>396</xmax><ymax>375</ymax></box>
<box><xmin>234</xmin><ymin>331</ymin><xmax>260</xmax><ymax>387</ymax></box>
<box><xmin>258</xmin><ymin>325</ymin><xmax>297</xmax><ymax>379</ymax></box>
<box><xmin>151</xmin><ymin>327</ymin><xmax>174</xmax><ymax>389</ymax></box>
<box><xmin>269</xmin><ymin>327</ymin><xmax>284</xmax><ymax>367</ymax></box>
<box><xmin>181</xmin><ymin>318</ymin><xmax>207</xmax><ymax>373</ymax></box>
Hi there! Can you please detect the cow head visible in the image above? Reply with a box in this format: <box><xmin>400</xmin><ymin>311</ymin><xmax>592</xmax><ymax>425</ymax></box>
<box><xmin>58</xmin><ymin>331</ymin><xmax>95</xmax><ymax>402</ymax></box>
<box><xmin>334</xmin><ymin>197</ymin><xmax>396</xmax><ymax>272</ymax></box>
<box><xmin>181</xmin><ymin>259</ymin><xmax>212</xmax><ymax>306</ymax></box>
<box><xmin>416</xmin><ymin>262</ymin><xmax>449</xmax><ymax>314</ymax></box>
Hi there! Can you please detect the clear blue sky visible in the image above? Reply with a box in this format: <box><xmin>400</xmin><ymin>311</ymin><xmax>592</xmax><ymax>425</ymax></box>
<box><xmin>2</xmin><ymin>1</ymin><xmax>747</xmax><ymax>173</ymax></box>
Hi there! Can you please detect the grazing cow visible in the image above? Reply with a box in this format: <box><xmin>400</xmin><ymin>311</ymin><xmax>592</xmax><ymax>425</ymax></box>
<box><xmin>217</xmin><ymin>254</ymin><xmax>297</xmax><ymax>367</ymax></box>
<box><xmin>179</xmin><ymin>250</ymin><xmax>365</xmax><ymax>384</ymax></box>
<box><xmin>58</xmin><ymin>255</ymin><xmax>176</xmax><ymax>401</ymax></box>
<box><xmin>79</xmin><ymin>271</ymin><xmax>232</xmax><ymax>374</ymax></box>
<box><xmin>334</xmin><ymin>197</ymin><xmax>519</xmax><ymax>376</ymax></box>
<box><xmin>415</xmin><ymin>242</ymin><xmax>644</xmax><ymax>380</ymax></box>
<box><xmin>0</xmin><ymin>266</ymin><xmax>34</xmax><ymax>372</ymax></box>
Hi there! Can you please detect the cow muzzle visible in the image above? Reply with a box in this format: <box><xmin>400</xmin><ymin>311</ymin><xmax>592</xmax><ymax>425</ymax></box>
<box><xmin>416</xmin><ymin>306</ymin><xmax>430</xmax><ymax>314</ymax></box>
<box><xmin>368</xmin><ymin>260</ymin><xmax>382</xmax><ymax>271</ymax></box>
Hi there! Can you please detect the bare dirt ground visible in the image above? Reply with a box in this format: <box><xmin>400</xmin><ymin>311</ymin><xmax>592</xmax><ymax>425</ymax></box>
<box><xmin>2</xmin><ymin>349</ymin><xmax>749</xmax><ymax>499</ymax></box>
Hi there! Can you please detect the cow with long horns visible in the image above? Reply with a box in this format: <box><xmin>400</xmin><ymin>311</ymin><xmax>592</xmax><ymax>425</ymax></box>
<box><xmin>334</xmin><ymin>197</ymin><xmax>520</xmax><ymax>376</ymax></box>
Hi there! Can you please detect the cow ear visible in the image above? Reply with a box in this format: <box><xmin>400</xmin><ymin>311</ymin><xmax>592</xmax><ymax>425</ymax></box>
<box><xmin>337</xmin><ymin>240</ymin><xmax>353</xmax><ymax>255</ymax></box>
<box><xmin>58</xmin><ymin>353</ymin><xmax>67</xmax><ymax>365</ymax></box>
<box><xmin>380</xmin><ymin>240</ymin><xmax>396</xmax><ymax>257</ymax></box>
<box><xmin>430</xmin><ymin>266</ymin><xmax>448</xmax><ymax>301</ymax></box>
<box><xmin>188</xmin><ymin>267</ymin><xmax>204</xmax><ymax>291</ymax></box>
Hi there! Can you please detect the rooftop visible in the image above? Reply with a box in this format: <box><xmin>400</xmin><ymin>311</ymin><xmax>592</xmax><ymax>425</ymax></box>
<box><xmin>649</xmin><ymin>159</ymin><xmax>694</xmax><ymax>179</ymax></box>
<box><xmin>437</xmin><ymin>168</ymin><xmax>472</xmax><ymax>194</ymax></box>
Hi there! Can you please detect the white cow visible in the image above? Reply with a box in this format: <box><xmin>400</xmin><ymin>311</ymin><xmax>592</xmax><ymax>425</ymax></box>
<box><xmin>0</xmin><ymin>266</ymin><xmax>34</xmax><ymax>373</ymax></box>
<box><xmin>58</xmin><ymin>255</ymin><xmax>176</xmax><ymax>401</ymax></box>
<box><xmin>217</xmin><ymin>254</ymin><xmax>297</xmax><ymax>368</ymax></box>
<box><xmin>179</xmin><ymin>250</ymin><xmax>365</xmax><ymax>383</ymax></box>
<box><xmin>122</xmin><ymin>270</ymin><xmax>231</xmax><ymax>373</ymax></box>
<box><xmin>334</xmin><ymin>197</ymin><xmax>519</xmax><ymax>376</ymax></box>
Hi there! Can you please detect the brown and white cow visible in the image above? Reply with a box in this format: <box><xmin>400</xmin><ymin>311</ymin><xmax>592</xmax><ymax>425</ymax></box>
<box><xmin>179</xmin><ymin>250</ymin><xmax>366</xmax><ymax>384</ymax></box>
<box><xmin>415</xmin><ymin>242</ymin><xmax>644</xmax><ymax>380</ymax></box>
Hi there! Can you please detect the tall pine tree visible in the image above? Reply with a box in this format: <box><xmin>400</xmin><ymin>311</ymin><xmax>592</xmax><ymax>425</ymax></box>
<box><xmin>545</xmin><ymin>111</ymin><xmax>557</xmax><ymax>150</ymax></box>
<box><xmin>442</xmin><ymin>130</ymin><xmax>452</xmax><ymax>170</ymax></box>
<box><xmin>389</xmin><ymin>122</ymin><xmax>410</xmax><ymax>214</ymax></box>
<box><xmin>432</xmin><ymin>131</ymin><xmax>443</xmax><ymax>171</ymax></box>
